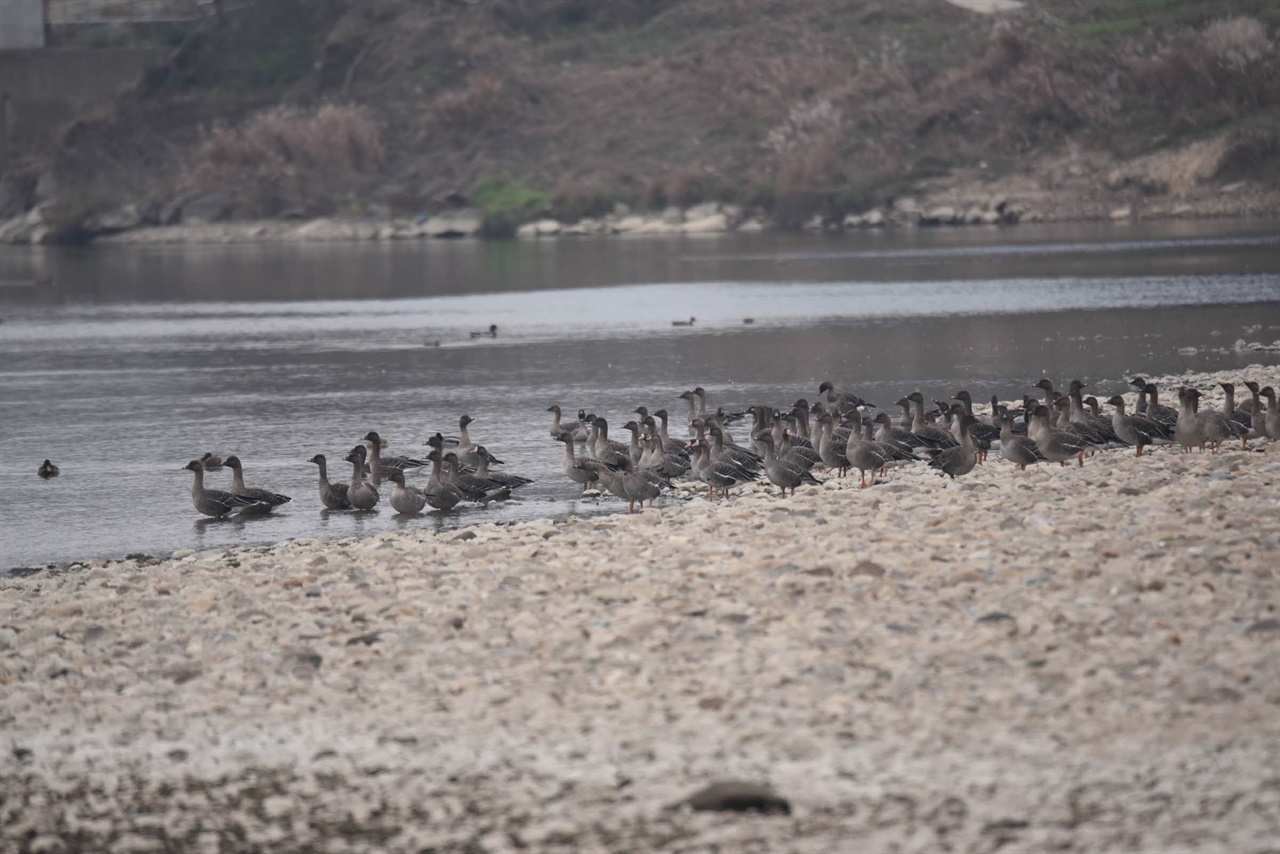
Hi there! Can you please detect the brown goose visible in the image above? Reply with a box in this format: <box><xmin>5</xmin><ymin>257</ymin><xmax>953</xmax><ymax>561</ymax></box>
<box><xmin>343</xmin><ymin>449</ymin><xmax>380</xmax><ymax>510</ymax></box>
<box><xmin>1105</xmin><ymin>395</ymin><xmax>1164</xmax><ymax>457</ymax></box>
<box><xmin>182</xmin><ymin>459</ymin><xmax>265</xmax><ymax>517</ymax></box>
<box><xmin>554</xmin><ymin>431</ymin><xmax>599</xmax><ymax>492</ymax></box>
<box><xmin>998</xmin><ymin>411</ymin><xmax>1045</xmax><ymax>470</ymax></box>
<box><xmin>362</xmin><ymin>431</ymin><xmax>427</xmax><ymax>486</ymax></box>
<box><xmin>308</xmin><ymin>454</ymin><xmax>352</xmax><ymax>510</ymax></box>
<box><xmin>386</xmin><ymin>469</ymin><xmax>428</xmax><ymax>515</ymax></box>
<box><xmin>925</xmin><ymin>415</ymin><xmax>978</xmax><ymax>479</ymax></box>
<box><xmin>758</xmin><ymin>433</ymin><xmax>820</xmax><ymax>497</ymax></box>
<box><xmin>1028</xmin><ymin>405</ymin><xmax>1088</xmax><ymax>466</ymax></box>
<box><xmin>224</xmin><ymin>456</ymin><xmax>291</xmax><ymax>513</ymax></box>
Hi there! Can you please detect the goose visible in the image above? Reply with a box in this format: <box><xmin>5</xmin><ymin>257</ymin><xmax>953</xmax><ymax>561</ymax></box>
<box><xmin>1174</xmin><ymin>388</ymin><xmax>1208</xmax><ymax>453</ymax></box>
<box><xmin>386</xmin><ymin>469</ymin><xmax>428</xmax><ymax>515</ymax></box>
<box><xmin>308</xmin><ymin>454</ymin><xmax>353</xmax><ymax>510</ymax></box>
<box><xmin>687</xmin><ymin>439</ymin><xmax>757</xmax><ymax>498</ymax></box>
<box><xmin>182</xmin><ymin>459</ymin><xmax>265</xmax><ymax>517</ymax></box>
<box><xmin>1028</xmin><ymin>405</ymin><xmax>1089</xmax><ymax>466</ymax></box>
<box><xmin>924</xmin><ymin>414</ymin><xmax>978</xmax><ymax>479</ymax></box>
<box><xmin>224</xmin><ymin>456</ymin><xmax>291</xmax><ymax>513</ymax></box>
<box><xmin>1105</xmin><ymin>396</ymin><xmax>1164</xmax><ymax>457</ymax></box>
<box><xmin>873</xmin><ymin>411</ymin><xmax>926</xmax><ymax>453</ymax></box>
<box><xmin>554</xmin><ymin>431</ymin><xmax>599</xmax><ymax>492</ymax></box>
<box><xmin>474</xmin><ymin>446</ymin><xmax>532</xmax><ymax>490</ymax></box>
<box><xmin>588</xmin><ymin>417</ymin><xmax>631</xmax><ymax>467</ymax></box>
<box><xmin>1261</xmin><ymin>387</ymin><xmax>1280</xmax><ymax>440</ymax></box>
<box><xmin>423</xmin><ymin>450</ymin><xmax>465</xmax><ymax>511</ymax></box>
<box><xmin>1131</xmin><ymin>378</ymin><xmax>1178</xmax><ymax>429</ymax></box>
<box><xmin>615</xmin><ymin>456</ymin><xmax>674</xmax><ymax>512</ymax></box>
<box><xmin>470</xmin><ymin>324</ymin><xmax>498</xmax><ymax>338</ymax></box>
<box><xmin>38</xmin><ymin>459</ymin><xmax>59</xmax><ymax>479</ymax></box>
<box><xmin>362</xmin><ymin>431</ymin><xmax>428</xmax><ymax>486</ymax></box>
<box><xmin>672</xmin><ymin>317</ymin><xmax>696</xmax><ymax>327</ymax></box>
<box><xmin>200</xmin><ymin>452</ymin><xmax>225</xmax><ymax>470</ymax></box>
<box><xmin>342</xmin><ymin>449</ymin><xmax>380</xmax><ymax>510</ymax></box>
<box><xmin>906</xmin><ymin>392</ymin><xmax>959</xmax><ymax>449</ymax></box>
<box><xmin>1219</xmin><ymin>382</ymin><xmax>1252</xmax><ymax>438</ymax></box>
<box><xmin>998</xmin><ymin>412</ymin><xmax>1046</xmax><ymax>470</ymax></box>
<box><xmin>446</xmin><ymin>456</ymin><xmax>512</xmax><ymax>505</ymax></box>
<box><xmin>758</xmin><ymin>433</ymin><xmax>820</xmax><ymax>497</ymax></box>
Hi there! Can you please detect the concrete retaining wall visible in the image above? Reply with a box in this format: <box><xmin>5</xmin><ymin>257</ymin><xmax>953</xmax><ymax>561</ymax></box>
<box><xmin>0</xmin><ymin>46</ymin><xmax>162</xmax><ymax>163</ymax></box>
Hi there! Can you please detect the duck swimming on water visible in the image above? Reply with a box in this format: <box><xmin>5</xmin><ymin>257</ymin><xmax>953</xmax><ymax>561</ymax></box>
<box><xmin>38</xmin><ymin>459</ymin><xmax>59</xmax><ymax>479</ymax></box>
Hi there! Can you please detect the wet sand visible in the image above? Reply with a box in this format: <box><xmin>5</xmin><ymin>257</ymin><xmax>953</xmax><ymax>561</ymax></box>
<box><xmin>2</xmin><ymin>366</ymin><xmax>1278</xmax><ymax>853</ymax></box>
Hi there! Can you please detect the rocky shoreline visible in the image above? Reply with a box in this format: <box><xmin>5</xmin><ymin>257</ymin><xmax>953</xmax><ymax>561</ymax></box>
<box><xmin>3</xmin><ymin>366</ymin><xmax>1279</xmax><ymax>852</ymax></box>
<box><xmin>2</xmin><ymin>166</ymin><xmax>1276</xmax><ymax>247</ymax></box>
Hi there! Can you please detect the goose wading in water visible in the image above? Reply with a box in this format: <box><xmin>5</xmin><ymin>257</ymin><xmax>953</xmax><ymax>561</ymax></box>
<box><xmin>343</xmin><ymin>449</ymin><xmax>380</xmax><ymax>510</ymax></box>
<box><xmin>554</xmin><ymin>431</ymin><xmax>599</xmax><ymax>493</ymax></box>
<box><xmin>362</xmin><ymin>431</ymin><xmax>428</xmax><ymax>486</ymax></box>
<box><xmin>308</xmin><ymin>454</ymin><xmax>353</xmax><ymax>510</ymax></box>
<box><xmin>386</xmin><ymin>469</ymin><xmax>428</xmax><ymax>515</ymax></box>
<box><xmin>224</xmin><ymin>455</ymin><xmax>291</xmax><ymax>513</ymax></box>
<box><xmin>182</xmin><ymin>459</ymin><xmax>266</xmax><ymax>517</ymax></box>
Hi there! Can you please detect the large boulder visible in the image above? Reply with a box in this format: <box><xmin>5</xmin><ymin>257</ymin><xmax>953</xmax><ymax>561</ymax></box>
<box><xmin>921</xmin><ymin>205</ymin><xmax>958</xmax><ymax>226</ymax></box>
<box><xmin>422</xmin><ymin>208</ymin><xmax>482</xmax><ymax>238</ymax></box>
<box><xmin>84</xmin><ymin>204</ymin><xmax>143</xmax><ymax>233</ymax></box>
<box><xmin>181</xmin><ymin>191</ymin><xmax>234</xmax><ymax>225</ymax></box>
<box><xmin>681</xmin><ymin>212</ymin><xmax>729</xmax><ymax>233</ymax></box>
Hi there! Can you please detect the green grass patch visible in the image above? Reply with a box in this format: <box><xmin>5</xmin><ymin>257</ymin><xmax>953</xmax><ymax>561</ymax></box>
<box><xmin>473</xmin><ymin>177</ymin><xmax>549</xmax><ymax>237</ymax></box>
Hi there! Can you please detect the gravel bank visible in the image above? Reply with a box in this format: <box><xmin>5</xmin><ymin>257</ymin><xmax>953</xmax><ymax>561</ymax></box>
<box><xmin>3</xmin><ymin>367</ymin><xmax>1279</xmax><ymax>853</ymax></box>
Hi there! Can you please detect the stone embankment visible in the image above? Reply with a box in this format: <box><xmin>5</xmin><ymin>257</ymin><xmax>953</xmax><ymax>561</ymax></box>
<box><xmin>2</xmin><ymin>367</ymin><xmax>1279</xmax><ymax>852</ymax></box>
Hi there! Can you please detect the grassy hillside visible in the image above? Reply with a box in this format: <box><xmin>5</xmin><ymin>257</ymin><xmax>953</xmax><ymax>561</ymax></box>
<box><xmin>11</xmin><ymin>0</ymin><xmax>1280</xmax><ymax>235</ymax></box>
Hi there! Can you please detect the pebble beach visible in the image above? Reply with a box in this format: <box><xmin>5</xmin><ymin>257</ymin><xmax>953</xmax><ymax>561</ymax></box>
<box><xmin>3</xmin><ymin>367</ymin><xmax>1279</xmax><ymax>853</ymax></box>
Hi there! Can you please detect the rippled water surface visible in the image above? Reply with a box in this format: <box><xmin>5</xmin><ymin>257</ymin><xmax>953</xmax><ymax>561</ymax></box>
<box><xmin>2</xmin><ymin>221</ymin><xmax>1278</xmax><ymax>570</ymax></box>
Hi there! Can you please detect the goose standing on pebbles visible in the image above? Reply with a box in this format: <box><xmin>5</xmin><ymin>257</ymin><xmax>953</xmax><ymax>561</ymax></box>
<box><xmin>1258</xmin><ymin>386</ymin><xmax>1279</xmax><ymax>440</ymax></box>
<box><xmin>182</xmin><ymin>459</ymin><xmax>264</xmax><ymax>517</ymax></box>
<box><xmin>998</xmin><ymin>411</ymin><xmax>1045</xmax><ymax>470</ymax></box>
<box><xmin>307</xmin><ymin>454</ymin><xmax>352</xmax><ymax>510</ymax></box>
<box><xmin>759</xmin><ymin>433</ymin><xmax>820</xmax><ymax>497</ymax></box>
<box><xmin>224</xmin><ymin>456</ymin><xmax>291</xmax><ymax>513</ymax></box>
<box><xmin>1175</xmin><ymin>388</ymin><xmax>1208</xmax><ymax>453</ymax></box>
<box><xmin>1105</xmin><ymin>396</ymin><xmax>1161</xmax><ymax>457</ymax></box>
<box><xmin>925</xmin><ymin>414</ymin><xmax>979</xmax><ymax>479</ymax></box>
<box><xmin>343</xmin><ymin>449</ymin><xmax>380</xmax><ymax>510</ymax></box>
<box><xmin>38</xmin><ymin>459</ymin><xmax>59</xmax><ymax>479</ymax></box>
<box><xmin>1028</xmin><ymin>405</ymin><xmax>1088</xmax><ymax>466</ymax></box>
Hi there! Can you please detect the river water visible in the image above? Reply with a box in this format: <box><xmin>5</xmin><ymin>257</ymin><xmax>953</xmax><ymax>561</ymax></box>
<box><xmin>1</xmin><ymin>221</ymin><xmax>1277</xmax><ymax>571</ymax></box>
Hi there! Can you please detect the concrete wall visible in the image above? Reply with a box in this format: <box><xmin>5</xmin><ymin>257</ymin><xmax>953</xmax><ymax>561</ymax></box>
<box><xmin>0</xmin><ymin>0</ymin><xmax>47</xmax><ymax>50</ymax></box>
<box><xmin>0</xmin><ymin>47</ymin><xmax>163</xmax><ymax>163</ymax></box>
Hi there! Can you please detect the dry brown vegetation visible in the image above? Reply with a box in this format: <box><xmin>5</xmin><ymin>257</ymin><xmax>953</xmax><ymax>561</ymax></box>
<box><xmin>183</xmin><ymin>105</ymin><xmax>384</xmax><ymax>217</ymax></box>
<box><xmin>28</xmin><ymin>0</ymin><xmax>1280</xmax><ymax>229</ymax></box>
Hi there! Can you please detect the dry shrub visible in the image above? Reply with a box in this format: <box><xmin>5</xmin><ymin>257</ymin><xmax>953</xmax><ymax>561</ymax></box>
<box><xmin>549</xmin><ymin>175</ymin><xmax>614</xmax><ymax>221</ymax></box>
<box><xmin>1203</xmin><ymin>17</ymin><xmax>1272</xmax><ymax>72</ymax></box>
<box><xmin>185</xmin><ymin>104</ymin><xmax>384</xmax><ymax>216</ymax></box>
<box><xmin>420</xmin><ymin>74</ymin><xmax>510</xmax><ymax>137</ymax></box>
<box><xmin>1127</xmin><ymin>17</ymin><xmax>1279</xmax><ymax>123</ymax></box>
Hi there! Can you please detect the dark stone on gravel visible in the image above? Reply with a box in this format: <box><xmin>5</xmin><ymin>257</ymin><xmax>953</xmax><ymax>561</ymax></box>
<box><xmin>681</xmin><ymin>781</ymin><xmax>792</xmax><ymax>814</ymax></box>
<box><xmin>1245</xmin><ymin>617</ymin><xmax>1280</xmax><ymax>634</ymax></box>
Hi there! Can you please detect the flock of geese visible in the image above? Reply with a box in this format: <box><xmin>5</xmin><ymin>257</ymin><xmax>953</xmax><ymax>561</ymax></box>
<box><xmin>176</xmin><ymin>375</ymin><xmax>1279</xmax><ymax>519</ymax></box>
